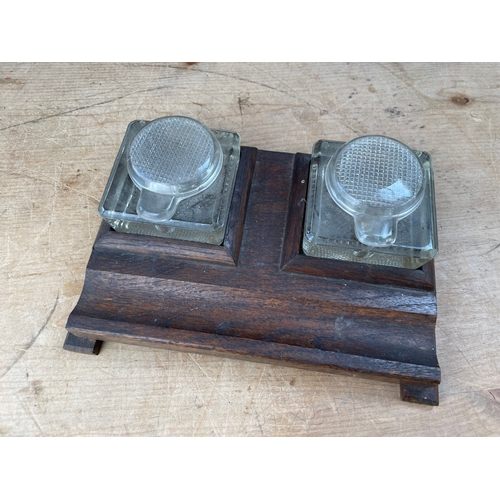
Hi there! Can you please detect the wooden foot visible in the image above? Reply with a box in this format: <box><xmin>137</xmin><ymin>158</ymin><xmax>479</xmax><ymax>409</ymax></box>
<box><xmin>400</xmin><ymin>383</ymin><xmax>439</xmax><ymax>406</ymax></box>
<box><xmin>63</xmin><ymin>332</ymin><xmax>102</xmax><ymax>355</ymax></box>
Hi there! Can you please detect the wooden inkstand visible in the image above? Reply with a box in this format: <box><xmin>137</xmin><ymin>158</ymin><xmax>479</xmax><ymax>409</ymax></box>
<box><xmin>65</xmin><ymin>121</ymin><xmax>440</xmax><ymax>406</ymax></box>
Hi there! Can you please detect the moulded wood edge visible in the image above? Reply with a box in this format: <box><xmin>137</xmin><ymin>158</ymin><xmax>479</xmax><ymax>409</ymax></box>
<box><xmin>66</xmin><ymin>315</ymin><xmax>441</xmax><ymax>385</ymax></box>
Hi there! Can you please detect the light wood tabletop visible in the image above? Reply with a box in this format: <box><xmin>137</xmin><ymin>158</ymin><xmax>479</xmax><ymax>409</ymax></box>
<box><xmin>1</xmin><ymin>62</ymin><xmax>499</xmax><ymax>436</ymax></box>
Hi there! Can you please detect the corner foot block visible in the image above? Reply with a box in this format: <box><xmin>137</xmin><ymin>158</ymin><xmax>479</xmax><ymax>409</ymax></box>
<box><xmin>400</xmin><ymin>383</ymin><xmax>439</xmax><ymax>406</ymax></box>
<box><xmin>63</xmin><ymin>332</ymin><xmax>102</xmax><ymax>355</ymax></box>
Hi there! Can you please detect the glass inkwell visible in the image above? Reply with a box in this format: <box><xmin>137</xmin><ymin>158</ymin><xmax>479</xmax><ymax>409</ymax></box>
<box><xmin>303</xmin><ymin>135</ymin><xmax>438</xmax><ymax>269</ymax></box>
<box><xmin>98</xmin><ymin>116</ymin><xmax>241</xmax><ymax>245</ymax></box>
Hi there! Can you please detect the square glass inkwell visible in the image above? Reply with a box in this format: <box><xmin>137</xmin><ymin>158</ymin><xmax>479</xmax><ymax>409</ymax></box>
<box><xmin>303</xmin><ymin>136</ymin><xmax>438</xmax><ymax>269</ymax></box>
<box><xmin>98</xmin><ymin>116</ymin><xmax>241</xmax><ymax>245</ymax></box>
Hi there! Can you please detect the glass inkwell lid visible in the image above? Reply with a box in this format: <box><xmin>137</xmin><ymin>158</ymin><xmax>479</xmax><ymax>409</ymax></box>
<box><xmin>98</xmin><ymin>116</ymin><xmax>241</xmax><ymax>245</ymax></box>
<box><xmin>303</xmin><ymin>135</ymin><xmax>438</xmax><ymax>269</ymax></box>
<box><xmin>128</xmin><ymin>116</ymin><xmax>223</xmax><ymax>222</ymax></box>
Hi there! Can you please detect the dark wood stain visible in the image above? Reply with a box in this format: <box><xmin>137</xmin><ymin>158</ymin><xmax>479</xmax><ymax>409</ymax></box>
<box><xmin>65</xmin><ymin>146</ymin><xmax>440</xmax><ymax>405</ymax></box>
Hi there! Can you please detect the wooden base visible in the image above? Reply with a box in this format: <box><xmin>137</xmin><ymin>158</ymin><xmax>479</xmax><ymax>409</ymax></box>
<box><xmin>65</xmin><ymin>147</ymin><xmax>440</xmax><ymax>405</ymax></box>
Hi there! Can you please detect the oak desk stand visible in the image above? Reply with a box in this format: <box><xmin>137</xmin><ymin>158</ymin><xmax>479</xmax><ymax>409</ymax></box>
<box><xmin>65</xmin><ymin>147</ymin><xmax>440</xmax><ymax>405</ymax></box>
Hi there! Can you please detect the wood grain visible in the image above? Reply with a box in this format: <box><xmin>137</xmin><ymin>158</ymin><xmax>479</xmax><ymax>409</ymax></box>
<box><xmin>65</xmin><ymin>148</ymin><xmax>439</xmax><ymax>403</ymax></box>
<box><xmin>1</xmin><ymin>62</ymin><xmax>500</xmax><ymax>435</ymax></box>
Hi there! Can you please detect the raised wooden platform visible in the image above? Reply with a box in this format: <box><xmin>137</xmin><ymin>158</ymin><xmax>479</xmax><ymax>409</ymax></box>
<box><xmin>65</xmin><ymin>146</ymin><xmax>440</xmax><ymax>405</ymax></box>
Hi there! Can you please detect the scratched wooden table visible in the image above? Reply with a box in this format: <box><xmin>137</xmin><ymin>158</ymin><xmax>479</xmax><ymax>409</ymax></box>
<box><xmin>1</xmin><ymin>62</ymin><xmax>499</xmax><ymax>436</ymax></box>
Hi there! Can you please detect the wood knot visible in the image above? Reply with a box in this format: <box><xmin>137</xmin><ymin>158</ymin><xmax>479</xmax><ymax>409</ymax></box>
<box><xmin>451</xmin><ymin>94</ymin><xmax>472</xmax><ymax>106</ymax></box>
